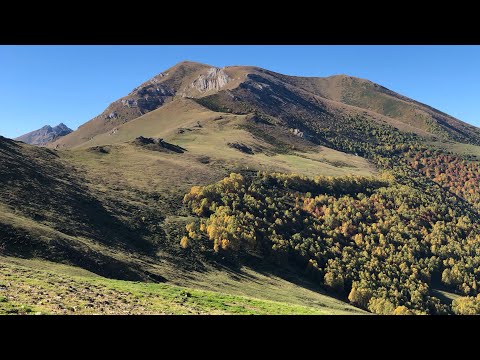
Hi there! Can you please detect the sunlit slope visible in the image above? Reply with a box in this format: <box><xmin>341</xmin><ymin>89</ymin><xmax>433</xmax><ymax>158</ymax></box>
<box><xmin>69</xmin><ymin>98</ymin><xmax>375</xmax><ymax>179</ymax></box>
<box><xmin>0</xmin><ymin>257</ymin><xmax>365</xmax><ymax>315</ymax></box>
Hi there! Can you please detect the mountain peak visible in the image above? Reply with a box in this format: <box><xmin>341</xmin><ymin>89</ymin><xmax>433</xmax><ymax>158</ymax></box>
<box><xmin>177</xmin><ymin>60</ymin><xmax>210</xmax><ymax>66</ymax></box>
<box><xmin>165</xmin><ymin>60</ymin><xmax>212</xmax><ymax>73</ymax></box>
<box><xmin>326</xmin><ymin>74</ymin><xmax>368</xmax><ymax>82</ymax></box>
<box><xmin>55</xmin><ymin>123</ymin><xmax>71</xmax><ymax>131</ymax></box>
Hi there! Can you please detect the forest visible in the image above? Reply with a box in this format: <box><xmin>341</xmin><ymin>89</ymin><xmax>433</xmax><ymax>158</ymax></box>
<box><xmin>180</xmin><ymin>115</ymin><xmax>480</xmax><ymax>314</ymax></box>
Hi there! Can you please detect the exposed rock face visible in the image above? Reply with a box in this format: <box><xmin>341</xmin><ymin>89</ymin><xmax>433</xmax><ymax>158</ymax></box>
<box><xmin>192</xmin><ymin>67</ymin><xmax>230</xmax><ymax>92</ymax></box>
<box><xmin>292</xmin><ymin>128</ymin><xmax>304</xmax><ymax>138</ymax></box>
<box><xmin>106</xmin><ymin>112</ymin><xmax>117</xmax><ymax>119</ymax></box>
<box><xmin>15</xmin><ymin>123</ymin><xmax>73</xmax><ymax>146</ymax></box>
<box><xmin>120</xmin><ymin>84</ymin><xmax>175</xmax><ymax>112</ymax></box>
<box><xmin>87</xmin><ymin>145</ymin><xmax>111</xmax><ymax>154</ymax></box>
<box><xmin>134</xmin><ymin>136</ymin><xmax>164</xmax><ymax>146</ymax></box>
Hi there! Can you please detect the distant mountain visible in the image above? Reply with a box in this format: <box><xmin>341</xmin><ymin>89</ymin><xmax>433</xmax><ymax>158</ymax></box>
<box><xmin>16</xmin><ymin>123</ymin><xmax>72</xmax><ymax>145</ymax></box>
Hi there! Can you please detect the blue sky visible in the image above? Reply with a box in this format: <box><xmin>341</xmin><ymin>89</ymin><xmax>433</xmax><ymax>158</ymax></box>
<box><xmin>0</xmin><ymin>45</ymin><xmax>479</xmax><ymax>138</ymax></box>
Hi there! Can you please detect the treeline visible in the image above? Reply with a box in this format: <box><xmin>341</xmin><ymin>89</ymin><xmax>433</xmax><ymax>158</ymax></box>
<box><xmin>310</xmin><ymin>115</ymin><xmax>421</xmax><ymax>162</ymax></box>
<box><xmin>182</xmin><ymin>171</ymin><xmax>480</xmax><ymax>314</ymax></box>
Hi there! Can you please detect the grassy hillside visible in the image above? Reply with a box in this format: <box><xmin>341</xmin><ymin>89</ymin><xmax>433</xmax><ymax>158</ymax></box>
<box><xmin>0</xmin><ymin>136</ymin><xmax>161</xmax><ymax>280</ymax></box>
<box><xmin>0</xmin><ymin>257</ymin><xmax>363</xmax><ymax>314</ymax></box>
<box><xmin>69</xmin><ymin>97</ymin><xmax>374</xmax><ymax>174</ymax></box>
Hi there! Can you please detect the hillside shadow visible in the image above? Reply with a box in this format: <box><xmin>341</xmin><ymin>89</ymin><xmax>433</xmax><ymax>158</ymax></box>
<box><xmin>203</xmin><ymin>252</ymin><xmax>346</xmax><ymax>302</ymax></box>
<box><xmin>0</xmin><ymin>222</ymin><xmax>149</xmax><ymax>281</ymax></box>
<box><xmin>0</xmin><ymin>140</ymin><xmax>158</xmax><ymax>257</ymax></box>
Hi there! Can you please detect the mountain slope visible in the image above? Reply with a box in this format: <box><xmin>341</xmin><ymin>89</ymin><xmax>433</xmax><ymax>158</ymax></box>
<box><xmin>196</xmin><ymin>67</ymin><xmax>480</xmax><ymax>146</ymax></box>
<box><xmin>16</xmin><ymin>123</ymin><xmax>72</xmax><ymax>145</ymax></box>
<box><xmin>0</xmin><ymin>136</ymin><xmax>156</xmax><ymax>279</ymax></box>
<box><xmin>279</xmin><ymin>73</ymin><xmax>480</xmax><ymax>143</ymax></box>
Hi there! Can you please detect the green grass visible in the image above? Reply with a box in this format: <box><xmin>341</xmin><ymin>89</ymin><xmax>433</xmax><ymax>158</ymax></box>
<box><xmin>0</xmin><ymin>256</ymin><xmax>361</xmax><ymax>315</ymax></box>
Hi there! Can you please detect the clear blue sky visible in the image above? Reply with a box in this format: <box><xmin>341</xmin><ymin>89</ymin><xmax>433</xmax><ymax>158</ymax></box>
<box><xmin>1</xmin><ymin>45</ymin><xmax>479</xmax><ymax>138</ymax></box>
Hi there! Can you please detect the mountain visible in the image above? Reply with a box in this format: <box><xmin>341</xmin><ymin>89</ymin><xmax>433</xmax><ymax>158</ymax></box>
<box><xmin>16</xmin><ymin>123</ymin><xmax>72</xmax><ymax>145</ymax></box>
<box><xmin>3</xmin><ymin>61</ymin><xmax>480</xmax><ymax>315</ymax></box>
<box><xmin>50</xmin><ymin>61</ymin><xmax>480</xmax><ymax>149</ymax></box>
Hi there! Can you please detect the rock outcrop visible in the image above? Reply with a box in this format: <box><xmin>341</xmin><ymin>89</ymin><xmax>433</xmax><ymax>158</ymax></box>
<box><xmin>227</xmin><ymin>142</ymin><xmax>254</xmax><ymax>155</ymax></box>
<box><xmin>133</xmin><ymin>136</ymin><xmax>185</xmax><ymax>153</ymax></box>
<box><xmin>192</xmin><ymin>67</ymin><xmax>230</xmax><ymax>92</ymax></box>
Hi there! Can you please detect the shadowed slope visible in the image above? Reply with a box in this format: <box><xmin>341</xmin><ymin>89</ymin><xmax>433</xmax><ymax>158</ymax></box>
<box><xmin>0</xmin><ymin>136</ymin><xmax>159</xmax><ymax>279</ymax></box>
